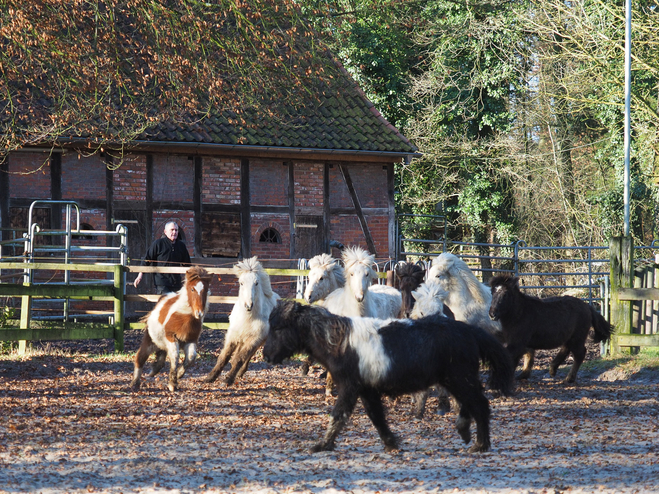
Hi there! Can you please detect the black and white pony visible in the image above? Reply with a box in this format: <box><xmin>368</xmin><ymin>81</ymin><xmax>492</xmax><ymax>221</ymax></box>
<box><xmin>263</xmin><ymin>300</ymin><xmax>514</xmax><ymax>453</ymax></box>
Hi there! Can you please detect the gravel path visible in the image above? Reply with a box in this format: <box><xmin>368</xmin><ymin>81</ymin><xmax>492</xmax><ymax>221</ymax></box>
<box><xmin>0</xmin><ymin>339</ymin><xmax>657</xmax><ymax>494</ymax></box>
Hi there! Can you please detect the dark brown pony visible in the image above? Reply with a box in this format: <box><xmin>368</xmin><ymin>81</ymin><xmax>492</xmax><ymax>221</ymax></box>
<box><xmin>131</xmin><ymin>266</ymin><xmax>212</xmax><ymax>392</ymax></box>
<box><xmin>395</xmin><ymin>262</ymin><xmax>427</xmax><ymax>318</ymax></box>
<box><xmin>489</xmin><ymin>275</ymin><xmax>613</xmax><ymax>382</ymax></box>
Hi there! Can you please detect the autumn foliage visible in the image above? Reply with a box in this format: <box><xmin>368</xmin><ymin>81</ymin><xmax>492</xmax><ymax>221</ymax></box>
<box><xmin>0</xmin><ymin>0</ymin><xmax>335</xmax><ymax>153</ymax></box>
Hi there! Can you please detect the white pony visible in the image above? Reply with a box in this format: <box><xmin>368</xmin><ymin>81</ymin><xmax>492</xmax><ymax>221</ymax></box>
<box><xmin>204</xmin><ymin>257</ymin><xmax>280</xmax><ymax>386</ymax></box>
<box><xmin>428</xmin><ymin>252</ymin><xmax>535</xmax><ymax>378</ymax></box>
<box><xmin>427</xmin><ymin>252</ymin><xmax>502</xmax><ymax>335</ymax></box>
<box><xmin>320</xmin><ymin>246</ymin><xmax>402</xmax><ymax>319</ymax></box>
<box><xmin>409</xmin><ymin>282</ymin><xmax>450</xmax><ymax>320</ymax></box>
<box><xmin>304</xmin><ymin>253</ymin><xmax>346</xmax><ymax>304</ymax></box>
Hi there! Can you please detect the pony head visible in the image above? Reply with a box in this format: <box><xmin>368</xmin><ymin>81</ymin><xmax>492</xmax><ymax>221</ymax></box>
<box><xmin>184</xmin><ymin>266</ymin><xmax>212</xmax><ymax>319</ymax></box>
<box><xmin>428</xmin><ymin>252</ymin><xmax>489</xmax><ymax>306</ymax></box>
<box><xmin>342</xmin><ymin>246</ymin><xmax>377</xmax><ymax>303</ymax></box>
<box><xmin>264</xmin><ymin>300</ymin><xmax>306</xmax><ymax>364</ymax></box>
<box><xmin>488</xmin><ymin>274</ymin><xmax>519</xmax><ymax>321</ymax></box>
<box><xmin>304</xmin><ymin>253</ymin><xmax>345</xmax><ymax>304</ymax></box>
<box><xmin>234</xmin><ymin>256</ymin><xmax>273</xmax><ymax>312</ymax></box>
<box><xmin>396</xmin><ymin>262</ymin><xmax>426</xmax><ymax>318</ymax></box>
<box><xmin>409</xmin><ymin>283</ymin><xmax>448</xmax><ymax>319</ymax></box>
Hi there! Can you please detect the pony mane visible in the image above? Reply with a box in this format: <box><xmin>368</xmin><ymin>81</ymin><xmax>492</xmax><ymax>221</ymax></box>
<box><xmin>435</xmin><ymin>253</ymin><xmax>489</xmax><ymax>305</ymax></box>
<box><xmin>185</xmin><ymin>266</ymin><xmax>210</xmax><ymax>285</ymax></box>
<box><xmin>412</xmin><ymin>282</ymin><xmax>448</xmax><ymax>302</ymax></box>
<box><xmin>396</xmin><ymin>262</ymin><xmax>425</xmax><ymax>286</ymax></box>
<box><xmin>234</xmin><ymin>256</ymin><xmax>274</xmax><ymax>298</ymax></box>
<box><xmin>308</xmin><ymin>253</ymin><xmax>346</xmax><ymax>286</ymax></box>
<box><xmin>342</xmin><ymin>246</ymin><xmax>375</xmax><ymax>275</ymax></box>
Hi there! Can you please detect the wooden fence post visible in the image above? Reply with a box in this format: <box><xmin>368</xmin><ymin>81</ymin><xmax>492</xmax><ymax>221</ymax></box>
<box><xmin>609</xmin><ymin>236</ymin><xmax>634</xmax><ymax>355</ymax></box>
<box><xmin>113</xmin><ymin>264</ymin><xmax>125</xmax><ymax>352</ymax></box>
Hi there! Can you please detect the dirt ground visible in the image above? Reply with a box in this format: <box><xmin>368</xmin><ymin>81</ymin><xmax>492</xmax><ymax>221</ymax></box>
<box><xmin>0</xmin><ymin>332</ymin><xmax>658</xmax><ymax>494</ymax></box>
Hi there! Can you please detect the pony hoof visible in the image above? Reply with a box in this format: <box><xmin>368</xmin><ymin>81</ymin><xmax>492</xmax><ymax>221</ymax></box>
<box><xmin>467</xmin><ymin>443</ymin><xmax>490</xmax><ymax>453</ymax></box>
<box><xmin>168</xmin><ymin>384</ymin><xmax>177</xmax><ymax>392</ymax></box>
<box><xmin>203</xmin><ymin>374</ymin><xmax>218</xmax><ymax>383</ymax></box>
<box><xmin>223</xmin><ymin>377</ymin><xmax>236</xmax><ymax>387</ymax></box>
<box><xmin>383</xmin><ymin>441</ymin><xmax>400</xmax><ymax>453</ymax></box>
<box><xmin>130</xmin><ymin>382</ymin><xmax>140</xmax><ymax>392</ymax></box>
<box><xmin>310</xmin><ymin>442</ymin><xmax>333</xmax><ymax>453</ymax></box>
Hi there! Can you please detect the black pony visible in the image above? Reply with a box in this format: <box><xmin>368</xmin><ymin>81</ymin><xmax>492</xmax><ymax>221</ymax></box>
<box><xmin>489</xmin><ymin>275</ymin><xmax>613</xmax><ymax>382</ymax></box>
<box><xmin>263</xmin><ymin>300</ymin><xmax>514</xmax><ymax>453</ymax></box>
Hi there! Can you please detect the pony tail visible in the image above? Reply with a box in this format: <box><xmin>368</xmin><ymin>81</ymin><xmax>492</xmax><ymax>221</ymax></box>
<box><xmin>590</xmin><ymin>306</ymin><xmax>614</xmax><ymax>343</ymax></box>
<box><xmin>473</xmin><ymin>328</ymin><xmax>515</xmax><ymax>396</ymax></box>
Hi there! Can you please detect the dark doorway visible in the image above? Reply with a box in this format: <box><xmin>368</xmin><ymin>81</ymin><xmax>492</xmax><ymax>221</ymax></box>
<box><xmin>293</xmin><ymin>215</ymin><xmax>325</xmax><ymax>259</ymax></box>
<box><xmin>114</xmin><ymin>210</ymin><xmax>149</xmax><ymax>316</ymax></box>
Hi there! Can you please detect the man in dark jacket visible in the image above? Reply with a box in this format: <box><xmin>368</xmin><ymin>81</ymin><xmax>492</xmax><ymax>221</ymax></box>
<box><xmin>134</xmin><ymin>222</ymin><xmax>191</xmax><ymax>294</ymax></box>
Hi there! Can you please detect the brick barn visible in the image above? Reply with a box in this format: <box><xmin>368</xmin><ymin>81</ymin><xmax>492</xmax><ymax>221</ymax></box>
<box><xmin>0</xmin><ymin>4</ymin><xmax>418</xmax><ymax>300</ymax></box>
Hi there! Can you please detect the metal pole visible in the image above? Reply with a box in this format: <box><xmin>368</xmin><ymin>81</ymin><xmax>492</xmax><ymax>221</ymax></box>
<box><xmin>623</xmin><ymin>0</ymin><xmax>632</xmax><ymax>236</ymax></box>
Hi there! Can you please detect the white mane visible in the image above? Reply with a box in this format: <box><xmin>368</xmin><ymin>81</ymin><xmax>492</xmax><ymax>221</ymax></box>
<box><xmin>409</xmin><ymin>282</ymin><xmax>448</xmax><ymax>320</ymax></box>
<box><xmin>234</xmin><ymin>256</ymin><xmax>275</xmax><ymax>299</ymax></box>
<box><xmin>304</xmin><ymin>253</ymin><xmax>346</xmax><ymax>304</ymax></box>
<box><xmin>427</xmin><ymin>252</ymin><xmax>501</xmax><ymax>334</ymax></box>
<box><xmin>319</xmin><ymin>246</ymin><xmax>402</xmax><ymax>318</ymax></box>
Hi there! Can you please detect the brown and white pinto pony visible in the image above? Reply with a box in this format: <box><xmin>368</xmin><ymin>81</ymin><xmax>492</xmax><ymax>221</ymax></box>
<box><xmin>131</xmin><ymin>266</ymin><xmax>212</xmax><ymax>392</ymax></box>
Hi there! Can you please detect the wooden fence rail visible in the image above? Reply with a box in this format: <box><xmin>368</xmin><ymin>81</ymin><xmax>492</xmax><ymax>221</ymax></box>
<box><xmin>0</xmin><ymin>262</ymin><xmax>390</xmax><ymax>353</ymax></box>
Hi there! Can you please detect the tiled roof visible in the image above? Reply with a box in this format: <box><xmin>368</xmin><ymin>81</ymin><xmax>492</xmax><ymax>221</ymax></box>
<box><xmin>2</xmin><ymin>2</ymin><xmax>416</xmax><ymax>157</ymax></box>
<box><xmin>137</xmin><ymin>60</ymin><xmax>417</xmax><ymax>155</ymax></box>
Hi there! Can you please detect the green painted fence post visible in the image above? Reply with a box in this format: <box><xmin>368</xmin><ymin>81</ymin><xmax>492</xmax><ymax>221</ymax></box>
<box><xmin>609</xmin><ymin>236</ymin><xmax>633</xmax><ymax>355</ymax></box>
<box><xmin>113</xmin><ymin>264</ymin><xmax>125</xmax><ymax>352</ymax></box>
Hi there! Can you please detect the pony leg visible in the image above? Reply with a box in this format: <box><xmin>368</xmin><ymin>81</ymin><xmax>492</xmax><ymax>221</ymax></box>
<box><xmin>447</xmin><ymin>373</ymin><xmax>492</xmax><ymax>452</ymax></box>
<box><xmin>225</xmin><ymin>341</ymin><xmax>262</xmax><ymax>385</ymax></box>
<box><xmin>517</xmin><ymin>350</ymin><xmax>535</xmax><ymax>380</ymax></box>
<box><xmin>165</xmin><ymin>340</ymin><xmax>180</xmax><ymax>392</ymax></box>
<box><xmin>204</xmin><ymin>340</ymin><xmax>237</xmax><ymax>383</ymax></box>
<box><xmin>411</xmin><ymin>390</ymin><xmax>429</xmax><ymax>419</ymax></box>
<box><xmin>148</xmin><ymin>350</ymin><xmax>167</xmax><ymax>377</ymax></box>
<box><xmin>311</xmin><ymin>385</ymin><xmax>359</xmax><ymax>453</ymax></box>
<box><xmin>549</xmin><ymin>346</ymin><xmax>571</xmax><ymax>378</ymax></box>
<box><xmin>360</xmin><ymin>388</ymin><xmax>399</xmax><ymax>452</ymax></box>
<box><xmin>564</xmin><ymin>344</ymin><xmax>587</xmax><ymax>383</ymax></box>
<box><xmin>300</xmin><ymin>356</ymin><xmax>313</xmax><ymax>376</ymax></box>
<box><xmin>325</xmin><ymin>372</ymin><xmax>335</xmax><ymax>398</ymax></box>
<box><xmin>177</xmin><ymin>343</ymin><xmax>197</xmax><ymax>379</ymax></box>
<box><xmin>131</xmin><ymin>332</ymin><xmax>155</xmax><ymax>391</ymax></box>
<box><xmin>436</xmin><ymin>386</ymin><xmax>454</xmax><ymax>416</ymax></box>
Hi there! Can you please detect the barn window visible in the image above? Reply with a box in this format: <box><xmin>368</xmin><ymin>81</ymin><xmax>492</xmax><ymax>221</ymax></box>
<box><xmin>74</xmin><ymin>223</ymin><xmax>95</xmax><ymax>241</ymax></box>
<box><xmin>259</xmin><ymin>227</ymin><xmax>281</xmax><ymax>244</ymax></box>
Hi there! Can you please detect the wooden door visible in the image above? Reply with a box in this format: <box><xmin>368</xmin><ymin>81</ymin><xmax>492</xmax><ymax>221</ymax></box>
<box><xmin>293</xmin><ymin>215</ymin><xmax>325</xmax><ymax>259</ymax></box>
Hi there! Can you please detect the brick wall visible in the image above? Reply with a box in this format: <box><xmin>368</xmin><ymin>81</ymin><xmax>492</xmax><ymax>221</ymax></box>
<box><xmin>329</xmin><ymin>163</ymin><xmax>388</xmax><ymax>208</ymax></box>
<box><xmin>62</xmin><ymin>153</ymin><xmax>106</xmax><ymax>200</ymax></box>
<box><xmin>152</xmin><ymin>210</ymin><xmax>195</xmax><ymax>257</ymax></box>
<box><xmin>202</xmin><ymin>157</ymin><xmax>240</xmax><ymax>205</ymax></box>
<box><xmin>8</xmin><ymin>152</ymin><xmax>51</xmax><ymax>199</ymax></box>
<box><xmin>294</xmin><ymin>161</ymin><xmax>324</xmax><ymax>213</ymax></box>
<box><xmin>251</xmin><ymin>214</ymin><xmax>290</xmax><ymax>260</ymax></box>
<box><xmin>113</xmin><ymin>155</ymin><xmax>146</xmax><ymax>201</ymax></box>
<box><xmin>250</xmin><ymin>159</ymin><xmax>287</xmax><ymax>206</ymax></box>
<box><xmin>152</xmin><ymin>155</ymin><xmax>194</xmax><ymax>203</ymax></box>
<box><xmin>330</xmin><ymin>214</ymin><xmax>391</xmax><ymax>261</ymax></box>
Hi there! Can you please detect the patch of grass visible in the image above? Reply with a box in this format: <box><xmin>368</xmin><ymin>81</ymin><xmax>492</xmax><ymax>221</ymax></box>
<box><xmin>581</xmin><ymin>347</ymin><xmax>659</xmax><ymax>379</ymax></box>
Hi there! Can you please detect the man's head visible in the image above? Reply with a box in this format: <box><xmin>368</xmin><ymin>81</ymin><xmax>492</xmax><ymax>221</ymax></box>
<box><xmin>164</xmin><ymin>222</ymin><xmax>179</xmax><ymax>242</ymax></box>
